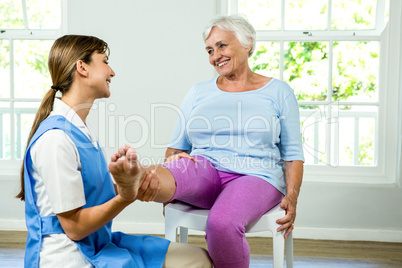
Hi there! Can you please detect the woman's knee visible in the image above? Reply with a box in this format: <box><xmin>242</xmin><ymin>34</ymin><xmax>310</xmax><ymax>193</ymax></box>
<box><xmin>206</xmin><ymin>213</ymin><xmax>245</xmax><ymax>237</ymax></box>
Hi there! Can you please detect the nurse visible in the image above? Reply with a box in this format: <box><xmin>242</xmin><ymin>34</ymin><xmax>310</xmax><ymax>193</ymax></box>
<box><xmin>16</xmin><ymin>35</ymin><xmax>212</xmax><ymax>268</ymax></box>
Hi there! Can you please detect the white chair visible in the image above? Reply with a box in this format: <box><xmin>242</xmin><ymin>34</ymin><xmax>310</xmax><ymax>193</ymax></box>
<box><xmin>165</xmin><ymin>201</ymin><xmax>293</xmax><ymax>268</ymax></box>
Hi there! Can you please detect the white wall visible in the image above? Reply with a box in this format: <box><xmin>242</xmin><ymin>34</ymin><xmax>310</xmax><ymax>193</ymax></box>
<box><xmin>67</xmin><ymin>0</ymin><xmax>217</xmax><ymax>233</ymax></box>
<box><xmin>1</xmin><ymin>0</ymin><xmax>401</xmax><ymax>243</ymax></box>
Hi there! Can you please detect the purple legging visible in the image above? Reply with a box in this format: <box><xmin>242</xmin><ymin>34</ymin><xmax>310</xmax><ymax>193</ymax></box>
<box><xmin>163</xmin><ymin>155</ymin><xmax>284</xmax><ymax>268</ymax></box>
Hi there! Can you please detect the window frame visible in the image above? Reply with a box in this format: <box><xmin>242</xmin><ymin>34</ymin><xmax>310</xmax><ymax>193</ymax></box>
<box><xmin>217</xmin><ymin>0</ymin><xmax>401</xmax><ymax>185</ymax></box>
<box><xmin>0</xmin><ymin>0</ymin><xmax>67</xmax><ymax>177</ymax></box>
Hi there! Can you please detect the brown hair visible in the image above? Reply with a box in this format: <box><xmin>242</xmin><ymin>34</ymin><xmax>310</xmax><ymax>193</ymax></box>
<box><xmin>16</xmin><ymin>35</ymin><xmax>109</xmax><ymax>201</ymax></box>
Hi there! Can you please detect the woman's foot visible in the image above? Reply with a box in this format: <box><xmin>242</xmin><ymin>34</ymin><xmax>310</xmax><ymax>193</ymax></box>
<box><xmin>109</xmin><ymin>146</ymin><xmax>144</xmax><ymax>201</ymax></box>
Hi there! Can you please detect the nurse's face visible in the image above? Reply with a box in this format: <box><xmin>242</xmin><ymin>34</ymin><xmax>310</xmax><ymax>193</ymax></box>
<box><xmin>86</xmin><ymin>52</ymin><xmax>115</xmax><ymax>99</ymax></box>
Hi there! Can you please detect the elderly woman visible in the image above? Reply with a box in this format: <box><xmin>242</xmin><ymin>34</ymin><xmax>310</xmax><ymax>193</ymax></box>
<box><xmin>110</xmin><ymin>15</ymin><xmax>304</xmax><ymax>268</ymax></box>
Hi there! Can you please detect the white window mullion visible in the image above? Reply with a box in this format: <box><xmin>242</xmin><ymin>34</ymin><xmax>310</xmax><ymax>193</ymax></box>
<box><xmin>330</xmin><ymin>102</ymin><xmax>340</xmax><ymax>167</ymax></box>
<box><xmin>374</xmin><ymin>113</ymin><xmax>379</xmax><ymax>166</ymax></box>
<box><xmin>229</xmin><ymin>0</ymin><xmax>238</xmax><ymax>15</ymax></box>
<box><xmin>325</xmin><ymin>105</ymin><xmax>332</xmax><ymax>165</ymax></box>
<box><xmin>256</xmin><ymin>32</ymin><xmax>381</xmax><ymax>41</ymax></box>
<box><xmin>332</xmin><ymin>116</ymin><xmax>339</xmax><ymax>167</ymax></box>
<box><xmin>327</xmin><ymin>0</ymin><xmax>333</xmax><ymax>30</ymax></box>
<box><xmin>377</xmin><ymin>16</ymin><xmax>389</xmax><ymax>170</ymax></box>
<box><xmin>9</xmin><ymin>39</ymin><xmax>14</xmax><ymax>102</ymax></box>
<box><xmin>328</xmin><ymin>40</ymin><xmax>333</xmax><ymax>103</ymax></box>
<box><xmin>9</xmin><ymin>40</ymin><xmax>15</xmax><ymax>160</ymax></box>
<box><xmin>0</xmin><ymin>114</ymin><xmax>3</xmax><ymax>158</ymax></box>
<box><xmin>326</xmin><ymin>39</ymin><xmax>334</xmax><ymax>166</ymax></box>
<box><xmin>16</xmin><ymin>113</ymin><xmax>21</xmax><ymax>159</ymax></box>
<box><xmin>314</xmin><ymin>117</ymin><xmax>319</xmax><ymax>164</ymax></box>
<box><xmin>0</xmin><ymin>98</ymin><xmax>43</xmax><ymax>102</ymax></box>
<box><xmin>221</xmin><ymin>0</ymin><xmax>236</xmax><ymax>16</ymax></box>
<box><xmin>281</xmin><ymin>0</ymin><xmax>285</xmax><ymax>31</ymax></box>
<box><xmin>61</xmin><ymin>0</ymin><xmax>68</xmax><ymax>33</ymax></box>
<box><xmin>376</xmin><ymin>0</ymin><xmax>386</xmax><ymax>32</ymax></box>
<box><xmin>21</xmin><ymin>0</ymin><xmax>29</xmax><ymax>30</ymax></box>
<box><xmin>279</xmin><ymin>41</ymin><xmax>284</xmax><ymax>80</ymax></box>
<box><xmin>354</xmin><ymin>117</ymin><xmax>360</xmax><ymax>165</ymax></box>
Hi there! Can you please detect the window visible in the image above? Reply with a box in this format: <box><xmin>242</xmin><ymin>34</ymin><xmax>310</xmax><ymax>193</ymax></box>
<box><xmin>0</xmin><ymin>0</ymin><xmax>64</xmax><ymax>169</ymax></box>
<box><xmin>219</xmin><ymin>0</ymin><xmax>400</xmax><ymax>183</ymax></box>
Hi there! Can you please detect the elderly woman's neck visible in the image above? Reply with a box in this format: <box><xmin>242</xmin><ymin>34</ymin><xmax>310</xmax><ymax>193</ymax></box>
<box><xmin>218</xmin><ymin>69</ymin><xmax>265</xmax><ymax>92</ymax></box>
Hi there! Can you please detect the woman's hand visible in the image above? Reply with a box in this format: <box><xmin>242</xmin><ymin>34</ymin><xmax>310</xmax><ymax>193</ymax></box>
<box><xmin>276</xmin><ymin>194</ymin><xmax>297</xmax><ymax>239</ymax></box>
<box><xmin>276</xmin><ymin>160</ymin><xmax>303</xmax><ymax>239</ymax></box>
<box><xmin>165</xmin><ymin>152</ymin><xmax>196</xmax><ymax>163</ymax></box>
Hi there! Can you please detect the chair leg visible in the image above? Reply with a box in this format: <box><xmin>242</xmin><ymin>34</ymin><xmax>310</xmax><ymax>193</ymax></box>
<box><xmin>179</xmin><ymin>227</ymin><xmax>189</xmax><ymax>243</ymax></box>
<box><xmin>285</xmin><ymin>232</ymin><xmax>293</xmax><ymax>268</ymax></box>
<box><xmin>272</xmin><ymin>231</ymin><xmax>285</xmax><ymax>268</ymax></box>
<box><xmin>165</xmin><ymin>220</ymin><xmax>178</xmax><ymax>242</ymax></box>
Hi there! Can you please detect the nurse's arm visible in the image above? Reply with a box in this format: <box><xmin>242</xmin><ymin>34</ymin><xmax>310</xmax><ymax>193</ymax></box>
<box><xmin>57</xmin><ymin>195</ymin><xmax>133</xmax><ymax>241</ymax></box>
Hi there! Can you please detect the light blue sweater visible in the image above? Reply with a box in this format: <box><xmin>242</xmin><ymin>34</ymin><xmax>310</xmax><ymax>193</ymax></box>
<box><xmin>169</xmin><ymin>77</ymin><xmax>304</xmax><ymax>194</ymax></box>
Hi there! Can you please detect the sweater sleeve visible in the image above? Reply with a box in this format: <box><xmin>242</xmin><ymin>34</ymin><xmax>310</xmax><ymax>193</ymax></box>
<box><xmin>278</xmin><ymin>89</ymin><xmax>305</xmax><ymax>162</ymax></box>
<box><xmin>167</xmin><ymin>86</ymin><xmax>197</xmax><ymax>151</ymax></box>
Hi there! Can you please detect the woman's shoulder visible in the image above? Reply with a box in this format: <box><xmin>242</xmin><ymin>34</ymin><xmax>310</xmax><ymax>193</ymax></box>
<box><xmin>31</xmin><ymin>128</ymin><xmax>77</xmax><ymax>157</ymax></box>
<box><xmin>269</xmin><ymin>78</ymin><xmax>293</xmax><ymax>91</ymax></box>
<box><xmin>193</xmin><ymin>76</ymin><xmax>218</xmax><ymax>90</ymax></box>
<box><xmin>185</xmin><ymin>77</ymin><xmax>218</xmax><ymax>101</ymax></box>
<box><xmin>261</xmin><ymin>78</ymin><xmax>294</xmax><ymax>99</ymax></box>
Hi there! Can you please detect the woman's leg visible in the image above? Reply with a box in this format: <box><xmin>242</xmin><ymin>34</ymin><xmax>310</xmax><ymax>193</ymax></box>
<box><xmin>161</xmin><ymin>155</ymin><xmax>221</xmax><ymax>208</ymax></box>
<box><xmin>109</xmin><ymin>149</ymin><xmax>221</xmax><ymax>208</ymax></box>
<box><xmin>163</xmin><ymin>242</ymin><xmax>213</xmax><ymax>268</ymax></box>
<box><xmin>205</xmin><ymin>175</ymin><xmax>284</xmax><ymax>268</ymax></box>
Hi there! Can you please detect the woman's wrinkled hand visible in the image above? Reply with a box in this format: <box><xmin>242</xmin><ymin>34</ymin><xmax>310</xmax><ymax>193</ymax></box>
<box><xmin>165</xmin><ymin>152</ymin><xmax>196</xmax><ymax>163</ymax></box>
<box><xmin>276</xmin><ymin>195</ymin><xmax>297</xmax><ymax>239</ymax></box>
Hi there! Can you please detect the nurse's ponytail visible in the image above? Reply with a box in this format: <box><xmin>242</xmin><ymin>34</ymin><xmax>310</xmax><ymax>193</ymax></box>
<box><xmin>16</xmin><ymin>35</ymin><xmax>109</xmax><ymax>201</ymax></box>
<box><xmin>15</xmin><ymin>88</ymin><xmax>56</xmax><ymax>200</ymax></box>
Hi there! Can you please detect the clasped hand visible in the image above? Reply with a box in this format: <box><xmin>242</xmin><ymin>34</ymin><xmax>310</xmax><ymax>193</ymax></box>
<box><xmin>109</xmin><ymin>145</ymin><xmax>160</xmax><ymax>202</ymax></box>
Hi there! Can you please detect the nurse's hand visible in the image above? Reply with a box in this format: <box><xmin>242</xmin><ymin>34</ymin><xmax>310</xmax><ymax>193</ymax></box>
<box><xmin>136</xmin><ymin>170</ymin><xmax>160</xmax><ymax>202</ymax></box>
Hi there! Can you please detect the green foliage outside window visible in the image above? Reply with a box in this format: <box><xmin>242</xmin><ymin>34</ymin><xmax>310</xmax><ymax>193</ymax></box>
<box><xmin>0</xmin><ymin>0</ymin><xmax>60</xmax><ymax>159</ymax></box>
<box><xmin>0</xmin><ymin>1</ymin><xmax>24</xmax><ymax>29</ymax></box>
<box><xmin>249</xmin><ymin>40</ymin><xmax>378</xmax><ymax>166</ymax></box>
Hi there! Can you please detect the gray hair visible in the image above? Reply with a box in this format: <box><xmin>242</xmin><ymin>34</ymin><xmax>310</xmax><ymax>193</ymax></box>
<box><xmin>202</xmin><ymin>15</ymin><xmax>256</xmax><ymax>58</ymax></box>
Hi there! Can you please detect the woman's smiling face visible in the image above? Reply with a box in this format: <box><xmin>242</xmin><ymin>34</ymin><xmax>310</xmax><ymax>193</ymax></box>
<box><xmin>205</xmin><ymin>27</ymin><xmax>251</xmax><ymax>78</ymax></box>
<box><xmin>86</xmin><ymin>52</ymin><xmax>115</xmax><ymax>99</ymax></box>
